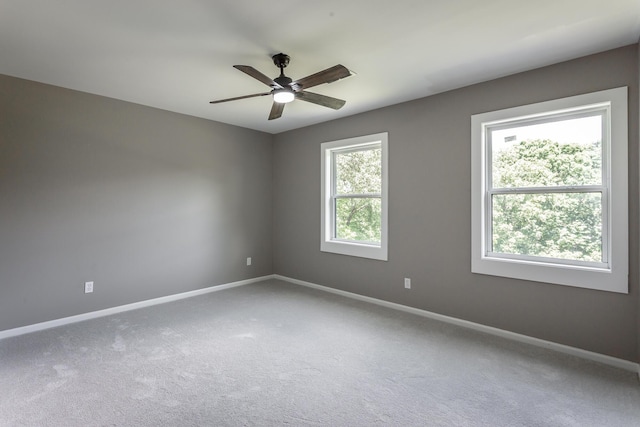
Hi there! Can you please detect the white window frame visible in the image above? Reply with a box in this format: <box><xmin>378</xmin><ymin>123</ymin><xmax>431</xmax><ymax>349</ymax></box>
<box><xmin>321</xmin><ymin>132</ymin><xmax>388</xmax><ymax>261</ymax></box>
<box><xmin>471</xmin><ymin>87</ymin><xmax>628</xmax><ymax>293</ymax></box>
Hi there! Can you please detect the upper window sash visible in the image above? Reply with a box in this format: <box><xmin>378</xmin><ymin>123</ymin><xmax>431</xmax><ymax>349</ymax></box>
<box><xmin>331</xmin><ymin>144</ymin><xmax>382</xmax><ymax>195</ymax></box>
<box><xmin>486</xmin><ymin>108</ymin><xmax>607</xmax><ymax>191</ymax></box>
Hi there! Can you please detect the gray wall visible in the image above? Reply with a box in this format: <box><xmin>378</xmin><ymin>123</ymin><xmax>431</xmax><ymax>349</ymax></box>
<box><xmin>0</xmin><ymin>75</ymin><xmax>273</xmax><ymax>331</ymax></box>
<box><xmin>273</xmin><ymin>45</ymin><xmax>639</xmax><ymax>362</ymax></box>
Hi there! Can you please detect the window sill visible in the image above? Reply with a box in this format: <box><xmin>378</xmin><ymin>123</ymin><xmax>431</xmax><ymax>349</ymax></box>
<box><xmin>472</xmin><ymin>255</ymin><xmax>627</xmax><ymax>293</ymax></box>
<box><xmin>321</xmin><ymin>240</ymin><xmax>388</xmax><ymax>261</ymax></box>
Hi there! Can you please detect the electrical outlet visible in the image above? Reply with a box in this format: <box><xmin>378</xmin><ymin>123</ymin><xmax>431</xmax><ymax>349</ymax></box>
<box><xmin>246</xmin><ymin>257</ymin><xmax>252</xmax><ymax>266</ymax></box>
<box><xmin>84</xmin><ymin>281</ymin><xmax>94</xmax><ymax>294</ymax></box>
<box><xmin>404</xmin><ymin>278</ymin><xmax>411</xmax><ymax>289</ymax></box>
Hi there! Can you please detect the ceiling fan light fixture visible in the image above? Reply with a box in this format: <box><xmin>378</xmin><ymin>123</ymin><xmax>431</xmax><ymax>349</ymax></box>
<box><xmin>273</xmin><ymin>88</ymin><xmax>295</xmax><ymax>103</ymax></box>
<box><xmin>209</xmin><ymin>54</ymin><xmax>352</xmax><ymax>120</ymax></box>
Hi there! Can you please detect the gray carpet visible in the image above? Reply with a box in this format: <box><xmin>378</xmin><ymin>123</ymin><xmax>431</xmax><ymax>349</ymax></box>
<box><xmin>1</xmin><ymin>279</ymin><xmax>639</xmax><ymax>426</ymax></box>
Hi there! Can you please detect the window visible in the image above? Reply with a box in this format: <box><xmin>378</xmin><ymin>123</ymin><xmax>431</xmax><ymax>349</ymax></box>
<box><xmin>321</xmin><ymin>132</ymin><xmax>388</xmax><ymax>260</ymax></box>
<box><xmin>471</xmin><ymin>87</ymin><xmax>628</xmax><ymax>293</ymax></box>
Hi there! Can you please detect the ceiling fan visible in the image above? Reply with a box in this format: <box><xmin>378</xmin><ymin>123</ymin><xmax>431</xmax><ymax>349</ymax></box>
<box><xmin>210</xmin><ymin>53</ymin><xmax>353</xmax><ymax>120</ymax></box>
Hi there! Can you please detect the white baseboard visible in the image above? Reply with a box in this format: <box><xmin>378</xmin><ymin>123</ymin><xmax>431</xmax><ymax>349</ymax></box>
<box><xmin>3</xmin><ymin>273</ymin><xmax>638</xmax><ymax>379</ymax></box>
<box><xmin>274</xmin><ymin>274</ymin><xmax>640</xmax><ymax>375</ymax></box>
<box><xmin>0</xmin><ymin>275</ymin><xmax>275</xmax><ymax>340</ymax></box>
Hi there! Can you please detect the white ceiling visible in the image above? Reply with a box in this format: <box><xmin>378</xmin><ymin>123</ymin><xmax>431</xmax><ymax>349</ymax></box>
<box><xmin>1</xmin><ymin>1</ymin><xmax>639</xmax><ymax>134</ymax></box>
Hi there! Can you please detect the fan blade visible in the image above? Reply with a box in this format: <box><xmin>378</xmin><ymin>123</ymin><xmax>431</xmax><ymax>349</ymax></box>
<box><xmin>296</xmin><ymin>91</ymin><xmax>346</xmax><ymax>110</ymax></box>
<box><xmin>234</xmin><ymin>65</ymin><xmax>281</xmax><ymax>88</ymax></box>
<box><xmin>209</xmin><ymin>92</ymin><xmax>271</xmax><ymax>104</ymax></box>
<box><xmin>268</xmin><ymin>102</ymin><xmax>284</xmax><ymax>120</ymax></box>
<box><xmin>293</xmin><ymin>65</ymin><xmax>352</xmax><ymax>90</ymax></box>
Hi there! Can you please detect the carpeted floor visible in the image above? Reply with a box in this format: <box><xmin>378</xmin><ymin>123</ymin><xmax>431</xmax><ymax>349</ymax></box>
<box><xmin>1</xmin><ymin>279</ymin><xmax>639</xmax><ymax>426</ymax></box>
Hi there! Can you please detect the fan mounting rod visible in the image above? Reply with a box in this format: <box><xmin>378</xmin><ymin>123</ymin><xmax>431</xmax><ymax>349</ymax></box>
<box><xmin>272</xmin><ymin>53</ymin><xmax>293</xmax><ymax>87</ymax></box>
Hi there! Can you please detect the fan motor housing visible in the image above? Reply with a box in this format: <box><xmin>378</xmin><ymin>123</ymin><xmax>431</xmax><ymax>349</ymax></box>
<box><xmin>274</xmin><ymin>76</ymin><xmax>293</xmax><ymax>87</ymax></box>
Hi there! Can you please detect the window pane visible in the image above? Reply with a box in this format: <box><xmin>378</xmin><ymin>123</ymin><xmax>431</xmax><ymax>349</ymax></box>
<box><xmin>492</xmin><ymin>192</ymin><xmax>602</xmax><ymax>262</ymax></box>
<box><xmin>491</xmin><ymin>115</ymin><xmax>602</xmax><ymax>188</ymax></box>
<box><xmin>335</xmin><ymin>147</ymin><xmax>381</xmax><ymax>195</ymax></box>
<box><xmin>335</xmin><ymin>197</ymin><xmax>381</xmax><ymax>243</ymax></box>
